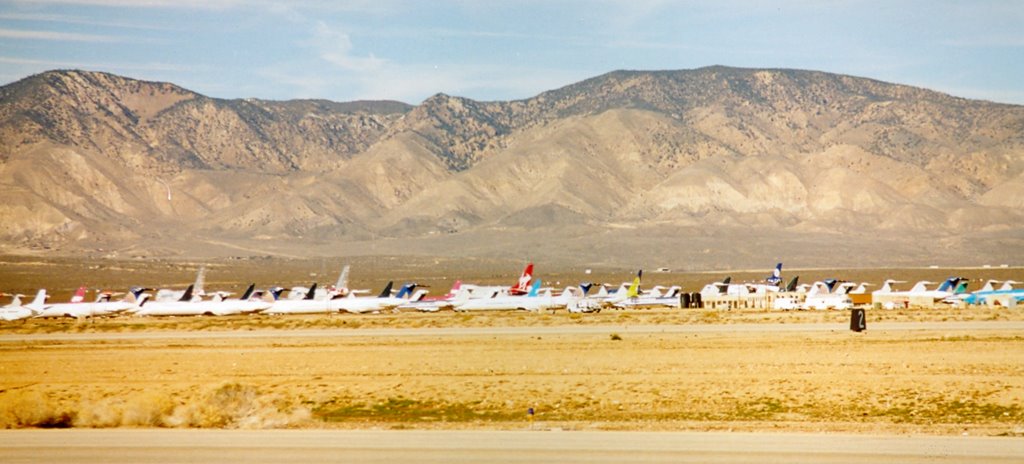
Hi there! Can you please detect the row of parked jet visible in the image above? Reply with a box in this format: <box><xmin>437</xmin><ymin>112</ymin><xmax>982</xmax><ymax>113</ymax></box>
<box><xmin>698</xmin><ymin>263</ymin><xmax>1023</xmax><ymax>310</ymax></box>
<box><xmin>1</xmin><ymin>263</ymin><xmax>1020</xmax><ymax>321</ymax></box>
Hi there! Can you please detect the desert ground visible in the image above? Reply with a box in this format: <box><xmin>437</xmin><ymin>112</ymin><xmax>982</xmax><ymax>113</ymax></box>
<box><xmin>0</xmin><ymin>256</ymin><xmax>1022</xmax><ymax>436</ymax></box>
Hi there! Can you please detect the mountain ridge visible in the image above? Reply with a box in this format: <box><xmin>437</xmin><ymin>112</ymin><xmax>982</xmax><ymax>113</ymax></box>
<box><xmin>1</xmin><ymin>67</ymin><xmax>1021</xmax><ymax>267</ymax></box>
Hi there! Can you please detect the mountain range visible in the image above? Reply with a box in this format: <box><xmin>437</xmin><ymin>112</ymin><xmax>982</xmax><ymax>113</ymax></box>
<box><xmin>1</xmin><ymin>66</ymin><xmax>1022</xmax><ymax>269</ymax></box>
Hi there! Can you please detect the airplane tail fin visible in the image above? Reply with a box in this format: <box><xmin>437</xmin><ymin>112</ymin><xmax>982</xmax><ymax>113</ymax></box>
<box><xmin>954</xmin><ymin>280</ymin><xmax>969</xmax><ymax>294</ymax></box>
<box><xmin>444</xmin><ymin>280</ymin><xmax>462</xmax><ymax>299</ymax></box>
<box><xmin>261</xmin><ymin>287</ymin><xmax>285</xmax><ymax>303</ymax></box>
<box><xmin>909</xmin><ymin>281</ymin><xmax>931</xmax><ymax>293</ymax></box>
<box><xmin>304</xmin><ymin>283</ymin><xmax>318</xmax><ymax>300</ymax></box>
<box><xmin>626</xmin><ymin>271</ymin><xmax>641</xmax><ymax>299</ymax></box>
<box><xmin>395</xmin><ymin>283</ymin><xmax>416</xmax><ymax>299</ymax></box>
<box><xmin>240</xmin><ymin>283</ymin><xmax>256</xmax><ymax>301</ymax></box>
<box><xmin>936</xmin><ymin>277</ymin><xmax>959</xmax><ymax>293</ymax></box>
<box><xmin>785</xmin><ymin>276</ymin><xmax>799</xmax><ymax>293</ymax></box>
<box><xmin>124</xmin><ymin>287</ymin><xmax>149</xmax><ymax>305</ymax></box>
<box><xmin>70</xmin><ymin>286</ymin><xmax>87</xmax><ymax>303</ymax></box>
<box><xmin>510</xmin><ymin>262</ymin><xmax>534</xmax><ymax>295</ymax></box>
<box><xmin>334</xmin><ymin>265</ymin><xmax>350</xmax><ymax>291</ymax></box>
<box><xmin>527</xmin><ymin>279</ymin><xmax>541</xmax><ymax>297</ymax></box>
<box><xmin>377</xmin><ymin>281</ymin><xmax>394</xmax><ymax>298</ymax></box>
<box><xmin>766</xmin><ymin>263</ymin><xmax>783</xmax><ymax>286</ymax></box>
<box><xmin>450</xmin><ymin>287</ymin><xmax>471</xmax><ymax>305</ymax></box>
<box><xmin>28</xmin><ymin>289</ymin><xmax>47</xmax><ymax>308</ymax></box>
<box><xmin>409</xmin><ymin>289</ymin><xmax>428</xmax><ymax>302</ymax></box>
<box><xmin>194</xmin><ymin>266</ymin><xmax>207</xmax><ymax>297</ymax></box>
<box><xmin>178</xmin><ymin>285</ymin><xmax>194</xmax><ymax>302</ymax></box>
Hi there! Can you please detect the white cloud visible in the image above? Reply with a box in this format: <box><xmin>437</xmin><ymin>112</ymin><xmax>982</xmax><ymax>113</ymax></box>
<box><xmin>0</xmin><ymin>12</ymin><xmax>176</xmax><ymax>30</ymax></box>
<box><xmin>0</xmin><ymin>56</ymin><xmax>189</xmax><ymax>73</ymax></box>
<box><xmin>8</xmin><ymin>0</ymin><xmax>242</xmax><ymax>9</ymax></box>
<box><xmin>0</xmin><ymin>27</ymin><xmax>121</xmax><ymax>42</ymax></box>
<box><xmin>311</xmin><ymin>21</ymin><xmax>385</xmax><ymax>72</ymax></box>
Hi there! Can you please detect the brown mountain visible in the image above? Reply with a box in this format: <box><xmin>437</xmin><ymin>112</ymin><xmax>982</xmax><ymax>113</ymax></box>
<box><xmin>1</xmin><ymin>67</ymin><xmax>1021</xmax><ymax>268</ymax></box>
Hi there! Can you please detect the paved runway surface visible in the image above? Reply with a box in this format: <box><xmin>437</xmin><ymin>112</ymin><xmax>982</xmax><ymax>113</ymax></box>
<box><xmin>2</xmin><ymin>321</ymin><xmax>1023</xmax><ymax>342</ymax></box>
<box><xmin>1</xmin><ymin>429</ymin><xmax>1022</xmax><ymax>463</ymax></box>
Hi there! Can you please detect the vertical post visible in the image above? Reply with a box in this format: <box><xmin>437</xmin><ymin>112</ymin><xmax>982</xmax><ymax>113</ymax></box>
<box><xmin>850</xmin><ymin>308</ymin><xmax>866</xmax><ymax>332</ymax></box>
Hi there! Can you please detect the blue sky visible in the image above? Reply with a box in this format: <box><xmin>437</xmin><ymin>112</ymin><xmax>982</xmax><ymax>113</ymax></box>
<box><xmin>1</xmin><ymin>1</ymin><xmax>1022</xmax><ymax>104</ymax></box>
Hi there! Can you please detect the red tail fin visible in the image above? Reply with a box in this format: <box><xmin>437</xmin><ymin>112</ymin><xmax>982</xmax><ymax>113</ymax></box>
<box><xmin>510</xmin><ymin>263</ymin><xmax>534</xmax><ymax>295</ymax></box>
<box><xmin>445</xmin><ymin>280</ymin><xmax>462</xmax><ymax>299</ymax></box>
<box><xmin>70</xmin><ymin>286</ymin><xmax>87</xmax><ymax>303</ymax></box>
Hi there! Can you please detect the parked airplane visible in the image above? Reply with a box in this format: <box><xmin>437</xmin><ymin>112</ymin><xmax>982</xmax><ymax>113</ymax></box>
<box><xmin>0</xmin><ymin>290</ymin><xmax>43</xmax><ymax>319</ymax></box>
<box><xmin>134</xmin><ymin>283</ymin><xmax>270</xmax><ymax>317</ymax></box>
<box><xmin>396</xmin><ymin>281</ymin><xmax>462</xmax><ymax>312</ymax></box>
<box><xmin>0</xmin><ymin>291</ymin><xmax>47</xmax><ymax>321</ymax></box>
<box><xmin>263</xmin><ymin>284</ymin><xmax>335</xmax><ymax>315</ymax></box>
<box><xmin>35</xmin><ymin>287</ymin><xmax>146</xmax><ymax>319</ymax></box>
<box><xmin>962</xmin><ymin>280</ymin><xmax>1024</xmax><ymax>306</ymax></box>
<box><xmin>333</xmin><ymin>282</ymin><xmax>424</xmax><ymax>314</ymax></box>
<box><xmin>452</xmin><ymin>279</ymin><xmax>550</xmax><ymax>312</ymax></box>
<box><xmin>154</xmin><ymin>266</ymin><xmax>207</xmax><ymax>302</ymax></box>
<box><xmin>287</xmin><ymin>265</ymin><xmax>355</xmax><ymax>300</ymax></box>
<box><xmin>606</xmin><ymin>270</ymin><xmax>642</xmax><ymax>305</ymax></box>
<box><xmin>567</xmin><ymin>284</ymin><xmax>603</xmax><ymax>313</ymax></box>
<box><xmin>873</xmin><ymin>277</ymin><xmax>963</xmax><ymax>308</ymax></box>
<box><xmin>699</xmin><ymin>276</ymin><xmax>732</xmax><ymax>298</ymax></box>
<box><xmin>614</xmin><ymin>285</ymin><xmax>684</xmax><ymax>309</ymax></box>
<box><xmin>801</xmin><ymin>281</ymin><xmax>854</xmax><ymax>310</ymax></box>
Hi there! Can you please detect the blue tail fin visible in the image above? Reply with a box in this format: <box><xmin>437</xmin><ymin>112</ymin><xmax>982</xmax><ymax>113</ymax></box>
<box><xmin>937</xmin><ymin>277</ymin><xmax>960</xmax><ymax>293</ymax></box>
<box><xmin>528</xmin><ymin>279</ymin><xmax>541</xmax><ymax>297</ymax></box>
<box><xmin>766</xmin><ymin>263</ymin><xmax>783</xmax><ymax>286</ymax></box>
<box><xmin>395</xmin><ymin>283</ymin><xmax>416</xmax><ymax>299</ymax></box>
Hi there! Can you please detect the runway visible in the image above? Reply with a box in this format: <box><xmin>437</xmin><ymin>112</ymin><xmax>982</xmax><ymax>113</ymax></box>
<box><xmin>1</xmin><ymin>429</ymin><xmax>1021</xmax><ymax>463</ymax></box>
<box><xmin>1</xmin><ymin>320</ymin><xmax>1022</xmax><ymax>342</ymax></box>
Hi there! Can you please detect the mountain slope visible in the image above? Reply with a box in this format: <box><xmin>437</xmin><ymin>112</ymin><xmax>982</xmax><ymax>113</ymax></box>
<box><xmin>0</xmin><ymin>67</ymin><xmax>1021</xmax><ymax>267</ymax></box>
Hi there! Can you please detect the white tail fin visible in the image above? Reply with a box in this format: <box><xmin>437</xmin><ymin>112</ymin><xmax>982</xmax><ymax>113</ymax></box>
<box><xmin>6</xmin><ymin>294</ymin><xmax>24</xmax><ymax>307</ymax></box>
<box><xmin>410</xmin><ymin>289</ymin><xmax>429</xmax><ymax>302</ymax></box>
<box><xmin>333</xmin><ymin>264</ymin><xmax>350</xmax><ymax>295</ymax></box>
<box><xmin>194</xmin><ymin>266</ymin><xmax>207</xmax><ymax>296</ymax></box>
<box><xmin>450</xmin><ymin>287</ymin><xmax>471</xmax><ymax>305</ymax></box>
<box><xmin>28</xmin><ymin>289</ymin><xmax>47</xmax><ymax>308</ymax></box>
<box><xmin>908</xmin><ymin>281</ymin><xmax>932</xmax><ymax>293</ymax></box>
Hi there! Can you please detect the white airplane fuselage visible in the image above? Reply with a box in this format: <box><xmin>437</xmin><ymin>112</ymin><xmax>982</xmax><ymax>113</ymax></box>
<box><xmin>135</xmin><ymin>299</ymin><xmax>269</xmax><ymax>317</ymax></box>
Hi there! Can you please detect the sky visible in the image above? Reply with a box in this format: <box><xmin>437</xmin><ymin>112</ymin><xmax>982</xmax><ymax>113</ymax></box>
<box><xmin>1</xmin><ymin>0</ymin><xmax>1022</xmax><ymax>105</ymax></box>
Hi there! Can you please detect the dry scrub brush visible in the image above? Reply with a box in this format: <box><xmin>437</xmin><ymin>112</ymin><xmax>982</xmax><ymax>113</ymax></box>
<box><xmin>0</xmin><ymin>384</ymin><xmax>311</xmax><ymax>429</ymax></box>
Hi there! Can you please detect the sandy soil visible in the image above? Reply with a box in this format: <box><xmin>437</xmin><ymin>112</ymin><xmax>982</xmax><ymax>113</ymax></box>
<box><xmin>1</xmin><ymin>324</ymin><xmax>1021</xmax><ymax>435</ymax></box>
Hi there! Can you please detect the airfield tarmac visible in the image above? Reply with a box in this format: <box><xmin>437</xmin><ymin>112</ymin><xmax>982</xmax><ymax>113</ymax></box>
<box><xmin>2</xmin><ymin>429</ymin><xmax>1023</xmax><ymax>463</ymax></box>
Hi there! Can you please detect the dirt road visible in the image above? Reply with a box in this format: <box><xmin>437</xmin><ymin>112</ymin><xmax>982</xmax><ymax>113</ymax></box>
<box><xmin>1</xmin><ymin>429</ymin><xmax>1022</xmax><ymax>463</ymax></box>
